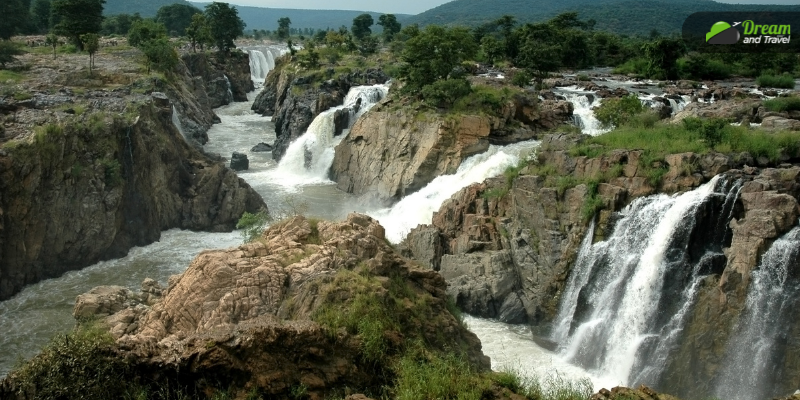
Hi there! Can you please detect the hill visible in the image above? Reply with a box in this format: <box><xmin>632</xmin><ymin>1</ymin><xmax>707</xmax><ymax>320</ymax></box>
<box><xmin>189</xmin><ymin>2</ymin><xmax>412</xmax><ymax>31</ymax></box>
<box><xmin>104</xmin><ymin>0</ymin><xmax>196</xmax><ymax>17</ymax></box>
<box><xmin>405</xmin><ymin>0</ymin><xmax>800</xmax><ymax>35</ymax></box>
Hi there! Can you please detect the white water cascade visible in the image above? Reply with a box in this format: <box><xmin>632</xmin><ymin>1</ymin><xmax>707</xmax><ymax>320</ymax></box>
<box><xmin>714</xmin><ymin>224</ymin><xmax>800</xmax><ymax>400</ymax></box>
<box><xmin>223</xmin><ymin>74</ymin><xmax>234</xmax><ymax>103</ymax></box>
<box><xmin>551</xmin><ymin>176</ymin><xmax>742</xmax><ymax>388</ymax></box>
<box><xmin>171</xmin><ymin>106</ymin><xmax>187</xmax><ymax>141</ymax></box>
<box><xmin>269</xmin><ymin>84</ymin><xmax>389</xmax><ymax>187</ymax></box>
<box><xmin>370</xmin><ymin>140</ymin><xmax>540</xmax><ymax>244</ymax></box>
<box><xmin>555</xmin><ymin>87</ymin><xmax>608</xmax><ymax>136</ymax></box>
<box><xmin>243</xmin><ymin>45</ymin><xmax>288</xmax><ymax>86</ymax></box>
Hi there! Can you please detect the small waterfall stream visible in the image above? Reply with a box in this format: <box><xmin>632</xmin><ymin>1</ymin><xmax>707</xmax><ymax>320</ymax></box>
<box><xmin>714</xmin><ymin>224</ymin><xmax>800</xmax><ymax>400</ymax></box>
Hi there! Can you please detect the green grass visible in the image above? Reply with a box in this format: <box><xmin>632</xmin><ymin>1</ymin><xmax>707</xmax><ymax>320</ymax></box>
<box><xmin>763</xmin><ymin>96</ymin><xmax>800</xmax><ymax>113</ymax></box>
<box><xmin>0</xmin><ymin>70</ymin><xmax>23</xmax><ymax>83</ymax></box>
<box><xmin>451</xmin><ymin>84</ymin><xmax>519</xmax><ymax>116</ymax></box>
<box><xmin>612</xmin><ymin>57</ymin><xmax>648</xmax><ymax>77</ymax></box>
<box><xmin>756</xmin><ymin>73</ymin><xmax>796</xmax><ymax>89</ymax></box>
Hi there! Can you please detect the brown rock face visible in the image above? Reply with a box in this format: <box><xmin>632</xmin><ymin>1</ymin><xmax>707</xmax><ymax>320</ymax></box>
<box><xmin>54</xmin><ymin>214</ymin><xmax>489</xmax><ymax>399</ymax></box>
<box><xmin>0</xmin><ymin>100</ymin><xmax>266</xmax><ymax>301</ymax></box>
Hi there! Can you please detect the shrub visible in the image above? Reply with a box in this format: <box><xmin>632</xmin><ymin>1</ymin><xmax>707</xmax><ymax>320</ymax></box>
<box><xmin>576</xmin><ymin>73</ymin><xmax>591</xmax><ymax>81</ymax></box>
<box><xmin>420</xmin><ymin>78</ymin><xmax>472</xmax><ymax>107</ymax></box>
<box><xmin>763</xmin><ymin>96</ymin><xmax>800</xmax><ymax>112</ymax></box>
<box><xmin>612</xmin><ymin>57</ymin><xmax>648</xmax><ymax>76</ymax></box>
<box><xmin>594</xmin><ymin>94</ymin><xmax>645</xmax><ymax>128</ymax></box>
<box><xmin>512</xmin><ymin>70</ymin><xmax>532</xmax><ymax>87</ymax></box>
<box><xmin>756</xmin><ymin>73</ymin><xmax>796</xmax><ymax>89</ymax></box>
<box><xmin>236</xmin><ymin>210</ymin><xmax>270</xmax><ymax>243</ymax></box>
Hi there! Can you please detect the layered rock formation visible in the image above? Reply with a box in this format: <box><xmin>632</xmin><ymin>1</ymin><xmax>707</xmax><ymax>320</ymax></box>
<box><xmin>251</xmin><ymin>59</ymin><xmax>389</xmax><ymax>160</ymax></box>
<box><xmin>2</xmin><ymin>214</ymin><xmax>489</xmax><ymax>399</ymax></box>
<box><xmin>0</xmin><ymin>96</ymin><xmax>266</xmax><ymax>301</ymax></box>
<box><xmin>329</xmin><ymin>97</ymin><xmax>573</xmax><ymax>201</ymax></box>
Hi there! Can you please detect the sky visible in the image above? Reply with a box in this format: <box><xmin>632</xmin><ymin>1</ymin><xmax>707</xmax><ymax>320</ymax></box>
<box><xmin>221</xmin><ymin>0</ymin><xmax>800</xmax><ymax>15</ymax></box>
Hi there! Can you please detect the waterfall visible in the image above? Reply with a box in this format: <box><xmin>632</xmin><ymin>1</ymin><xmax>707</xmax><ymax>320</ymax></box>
<box><xmin>171</xmin><ymin>106</ymin><xmax>187</xmax><ymax>141</ymax></box>
<box><xmin>370</xmin><ymin>140</ymin><xmax>540</xmax><ymax>243</ymax></box>
<box><xmin>556</xmin><ymin>87</ymin><xmax>608</xmax><ymax>136</ymax></box>
<box><xmin>714</xmin><ymin>224</ymin><xmax>800</xmax><ymax>400</ymax></box>
<box><xmin>247</xmin><ymin>50</ymin><xmax>270</xmax><ymax>85</ymax></box>
<box><xmin>223</xmin><ymin>74</ymin><xmax>234</xmax><ymax>103</ymax></box>
<box><xmin>270</xmin><ymin>84</ymin><xmax>389</xmax><ymax>186</ymax></box>
<box><xmin>552</xmin><ymin>176</ymin><xmax>741</xmax><ymax>387</ymax></box>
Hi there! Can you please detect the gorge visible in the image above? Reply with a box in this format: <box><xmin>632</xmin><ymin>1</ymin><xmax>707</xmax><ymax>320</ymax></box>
<box><xmin>1</xmin><ymin>38</ymin><xmax>800</xmax><ymax>400</ymax></box>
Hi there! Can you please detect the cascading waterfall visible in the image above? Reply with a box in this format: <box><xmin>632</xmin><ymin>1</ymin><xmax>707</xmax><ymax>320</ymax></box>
<box><xmin>556</xmin><ymin>87</ymin><xmax>608</xmax><ymax>136</ymax></box>
<box><xmin>714</xmin><ymin>224</ymin><xmax>800</xmax><ymax>400</ymax></box>
<box><xmin>370</xmin><ymin>140</ymin><xmax>540</xmax><ymax>243</ymax></box>
<box><xmin>223</xmin><ymin>74</ymin><xmax>234</xmax><ymax>103</ymax></box>
<box><xmin>270</xmin><ymin>84</ymin><xmax>389</xmax><ymax>186</ymax></box>
<box><xmin>243</xmin><ymin>45</ymin><xmax>288</xmax><ymax>86</ymax></box>
<box><xmin>551</xmin><ymin>176</ymin><xmax>741</xmax><ymax>388</ymax></box>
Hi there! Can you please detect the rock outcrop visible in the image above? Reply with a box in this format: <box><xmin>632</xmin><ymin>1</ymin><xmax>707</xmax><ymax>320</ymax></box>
<box><xmin>2</xmin><ymin>214</ymin><xmax>490</xmax><ymax>399</ymax></box>
<box><xmin>329</xmin><ymin>98</ymin><xmax>573</xmax><ymax>201</ymax></box>
<box><xmin>252</xmin><ymin>59</ymin><xmax>389</xmax><ymax>160</ymax></box>
<box><xmin>0</xmin><ymin>96</ymin><xmax>266</xmax><ymax>301</ymax></box>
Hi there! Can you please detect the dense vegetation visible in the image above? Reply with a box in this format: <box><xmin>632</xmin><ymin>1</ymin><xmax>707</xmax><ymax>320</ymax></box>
<box><xmin>406</xmin><ymin>0</ymin><xmax>800</xmax><ymax>36</ymax></box>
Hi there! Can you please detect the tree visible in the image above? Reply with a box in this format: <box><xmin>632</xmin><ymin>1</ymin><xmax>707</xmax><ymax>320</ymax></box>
<box><xmin>31</xmin><ymin>0</ymin><xmax>51</xmax><ymax>33</ymax></box>
<box><xmin>185</xmin><ymin>13</ymin><xmax>211</xmax><ymax>52</ymax></box>
<box><xmin>514</xmin><ymin>23</ymin><xmax>561</xmax><ymax>78</ymax></box>
<box><xmin>51</xmin><ymin>0</ymin><xmax>105</xmax><ymax>51</ymax></box>
<box><xmin>643</xmin><ymin>37</ymin><xmax>685</xmax><ymax>80</ymax></box>
<box><xmin>399</xmin><ymin>25</ymin><xmax>477</xmax><ymax>89</ymax></box>
<box><xmin>204</xmin><ymin>2</ymin><xmax>245</xmax><ymax>52</ymax></box>
<box><xmin>156</xmin><ymin>3</ymin><xmax>201</xmax><ymax>37</ymax></box>
<box><xmin>81</xmin><ymin>32</ymin><xmax>99</xmax><ymax>75</ymax></box>
<box><xmin>377</xmin><ymin>14</ymin><xmax>400</xmax><ymax>42</ymax></box>
<box><xmin>0</xmin><ymin>0</ymin><xmax>29</xmax><ymax>40</ymax></box>
<box><xmin>351</xmin><ymin>13</ymin><xmax>373</xmax><ymax>41</ymax></box>
<box><xmin>45</xmin><ymin>33</ymin><xmax>59</xmax><ymax>59</ymax></box>
<box><xmin>140</xmin><ymin>37</ymin><xmax>178</xmax><ymax>73</ymax></box>
<box><xmin>101</xmin><ymin>13</ymin><xmax>141</xmax><ymax>36</ymax></box>
<box><xmin>277</xmin><ymin>17</ymin><xmax>291</xmax><ymax>40</ymax></box>
<box><xmin>0</xmin><ymin>40</ymin><xmax>24</xmax><ymax>68</ymax></box>
<box><xmin>127</xmin><ymin>19</ymin><xmax>167</xmax><ymax>48</ymax></box>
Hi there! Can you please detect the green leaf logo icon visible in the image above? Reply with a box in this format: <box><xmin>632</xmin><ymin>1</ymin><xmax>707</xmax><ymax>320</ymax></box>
<box><xmin>706</xmin><ymin>21</ymin><xmax>741</xmax><ymax>44</ymax></box>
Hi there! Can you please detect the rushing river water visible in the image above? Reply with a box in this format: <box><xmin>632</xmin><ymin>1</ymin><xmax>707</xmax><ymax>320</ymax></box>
<box><xmin>0</xmin><ymin>92</ymin><xmax>582</xmax><ymax>388</ymax></box>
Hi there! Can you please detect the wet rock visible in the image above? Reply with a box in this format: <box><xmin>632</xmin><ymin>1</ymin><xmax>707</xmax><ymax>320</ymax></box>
<box><xmin>150</xmin><ymin>92</ymin><xmax>170</xmax><ymax>108</ymax></box>
<box><xmin>250</xmin><ymin>142</ymin><xmax>273</xmax><ymax>152</ymax></box>
<box><xmin>230</xmin><ymin>152</ymin><xmax>249</xmax><ymax>171</ymax></box>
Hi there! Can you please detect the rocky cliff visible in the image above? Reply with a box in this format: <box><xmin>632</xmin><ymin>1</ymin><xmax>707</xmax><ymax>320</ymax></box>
<box><xmin>329</xmin><ymin>97</ymin><xmax>574</xmax><ymax>201</ymax></box>
<box><xmin>251</xmin><ymin>58</ymin><xmax>389</xmax><ymax>160</ymax></box>
<box><xmin>1</xmin><ymin>214</ymin><xmax>489</xmax><ymax>399</ymax></box>
<box><xmin>401</xmin><ymin>132</ymin><xmax>800</xmax><ymax>397</ymax></box>
<box><xmin>0</xmin><ymin>51</ymin><xmax>266</xmax><ymax>301</ymax></box>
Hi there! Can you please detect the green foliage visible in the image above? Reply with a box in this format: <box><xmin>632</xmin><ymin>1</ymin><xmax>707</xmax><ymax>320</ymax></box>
<box><xmin>140</xmin><ymin>37</ymin><xmax>179</xmax><ymax>73</ymax></box>
<box><xmin>45</xmin><ymin>33</ymin><xmax>59</xmax><ymax>59</ymax></box>
<box><xmin>394</xmin><ymin>351</ymin><xmax>483</xmax><ymax>400</ymax></box>
<box><xmin>101</xmin><ymin>13</ymin><xmax>142</xmax><ymax>36</ymax></box>
<box><xmin>185</xmin><ymin>13</ymin><xmax>212</xmax><ymax>52</ymax></box>
<box><xmin>51</xmin><ymin>0</ymin><xmax>105</xmax><ymax>50</ymax></box>
<box><xmin>100</xmin><ymin>157</ymin><xmax>122</xmax><ymax>187</ymax></box>
<box><xmin>0</xmin><ymin>40</ymin><xmax>24</xmax><ymax>68</ymax></box>
<box><xmin>155</xmin><ymin>3</ymin><xmax>201</xmax><ymax>37</ymax></box>
<box><xmin>128</xmin><ymin>19</ymin><xmax>167</xmax><ymax>48</ymax></box>
<box><xmin>756</xmin><ymin>73</ymin><xmax>796</xmax><ymax>89</ymax></box>
<box><xmin>204</xmin><ymin>1</ymin><xmax>246</xmax><ymax>53</ymax></box>
<box><xmin>351</xmin><ymin>13</ymin><xmax>374</xmax><ymax>41</ymax></box>
<box><xmin>377</xmin><ymin>14</ymin><xmax>401</xmax><ymax>42</ymax></box>
<box><xmin>0</xmin><ymin>0</ymin><xmax>28</xmax><ymax>40</ymax></box>
<box><xmin>399</xmin><ymin>25</ymin><xmax>477</xmax><ymax>90</ymax></box>
<box><xmin>31</xmin><ymin>0</ymin><xmax>53</xmax><ymax>33</ymax></box>
<box><xmin>763</xmin><ymin>96</ymin><xmax>800</xmax><ymax>112</ymax></box>
<box><xmin>357</xmin><ymin>36</ymin><xmax>379</xmax><ymax>56</ymax></box>
<box><xmin>680</xmin><ymin>52</ymin><xmax>731</xmax><ymax>80</ymax></box>
<box><xmin>594</xmin><ymin>94</ymin><xmax>645</xmax><ymax>128</ymax></box>
<box><xmin>277</xmin><ymin>17</ymin><xmax>291</xmax><ymax>40</ymax></box>
<box><xmin>81</xmin><ymin>33</ymin><xmax>100</xmax><ymax>74</ymax></box>
<box><xmin>511</xmin><ymin>70</ymin><xmax>532</xmax><ymax>87</ymax></box>
<box><xmin>643</xmin><ymin>37</ymin><xmax>685</xmax><ymax>80</ymax></box>
<box><xmin>236</xmin><ymin>210</ymin><xmax>271</xmax><ymax>243</ymax></box>
<box><xmin>612</xmin><ymin>57</ymin><xmax>648</xmax><ymax>77</ymax></box>
<box><xmin>577</xmin><ymin>74</ymin><xmax>590</xmax><ymax>81</ymax></box>
<box><xmin>10</xmin><ymin>320</ymin><xmax>130</xmax><ymax>400</ymax></box>
<box><xmin>420</xmin><ymin>78</ymin><xmax>472</xmax><ymax>107</ymax></box>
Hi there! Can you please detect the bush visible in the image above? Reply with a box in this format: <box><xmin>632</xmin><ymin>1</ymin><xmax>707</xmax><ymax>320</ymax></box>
<box><xmin>763</xmin><ymin>96</ymin><xmax>800</xmax><ymax>112</ymax></box>
<box><xmin>512</xmin><ymin>70</ymin><xmax>532</xmax><ymax>87</ymax></box>
<box><xmin>236</xmin><ymin>210</ymin><xmax>270</xmax><ymax>243</ymax></box>
<box><xmin>594</xmin><ymin>94</ymin><xmax>645</xmax><ymax>128</ymax></box>
<box><xmin>680</xmin><ymin>53</ymin><xmax>732</xmax><ymax>80</ymax></box>
<box><xmin>420</xmin><ymin>78</ymin><xmax>472</xmax><ymax>107</ymax></box>
<box><xmin>612</xmin><ymin>57</ymin><xmax>648</xmax><ymax>76</ymax></box>
<box><xmin>756</xmin><ymin>73</ymin><xmax>796</xmax><ymax>89</ymax></box>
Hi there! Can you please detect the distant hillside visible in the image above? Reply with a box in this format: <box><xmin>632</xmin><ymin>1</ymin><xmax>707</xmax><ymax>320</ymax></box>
<box><xmin>405</xmin><ymin>0</ymin><xmax>800</xmax><ymax>35</ymax></box>
<box><xmin>189</xmin><ymin>2</ymin><xmax>412</xmax><ymax>31</ymax></box>
<box><xmin>104</xmin><ymin>0</ymin><xmax>196</xmax><ymax>17</ymax></box>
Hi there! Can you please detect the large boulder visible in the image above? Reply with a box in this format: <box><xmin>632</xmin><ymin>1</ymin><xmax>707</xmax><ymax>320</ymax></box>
<box><xmin>230</xmin><ymin>152</ymin><xmax>249</xmax><ymax>171</ymax></box>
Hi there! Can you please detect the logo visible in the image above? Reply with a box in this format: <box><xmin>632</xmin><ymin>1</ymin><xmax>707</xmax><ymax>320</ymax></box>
<box><xmin>706</xmin><ymin>21</ymin><xmax>741</xmax><ymax>44</ymax></box>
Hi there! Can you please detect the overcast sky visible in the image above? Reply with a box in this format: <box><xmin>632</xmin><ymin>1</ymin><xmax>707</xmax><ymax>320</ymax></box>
<box><xmin>222</xmin><ymin>0</ymin><xmax>799</xmax><ymax>15</ymax></box>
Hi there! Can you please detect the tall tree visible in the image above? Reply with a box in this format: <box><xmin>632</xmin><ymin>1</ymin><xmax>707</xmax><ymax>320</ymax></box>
<box><xmin>155</xmin><ymin>3</ymin><xmax>200</xmax><ymax>37</ymax></box>
<box><xmin>81</xmin><ymin>32</ymin><xmax>99</xmax><ymax>74</ymax></box>
<box><xmin>351</xmin><ymin>13</ymin><xmax>373</xmax><ymax>41</ymax></box>
<box><xmin>51</xmin><ymin>0</ymin><xmax>105</xmax><ymax>51</ymax></box>
<box><xmin>377</xmin><ymin>14</ymin><xmax>400</xmax><ymax>42</ymax></box>
<box><xmin>204</xmin><ymin>2</ymin><xmax>245</xmax><ymax>52</ymax></box>
<box><xmin>185</xmin><ymin>13</ymin><xmax>211</xmax><ymax>52</ymax></box>
<box><xmin>0</xmin><ymin>0</ymin><xmax>29</xmax><ymax>39</ymax></box>
<box><xmin>31</xmin><ymin>0</ymin><xmax>51</xmax><ymax>34</ymax></box>
<box><xmin>277</xmin><ymin>17</ymin><xmax>290</xmax><ymax>39</ymax></box>
<box><xmin>399</xmin><ymin>25</ymin><xmax>476</xmax><ymax>89</ymax></box>
<box><xmin>643</xmin><ymin>37</ymin><xmax>685</xmax><ymax>80</ymax></box>
<box><xmin>127</xmin><ymin>19</ymin><xmax>167</xmax><ymax>47</ymax></box>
